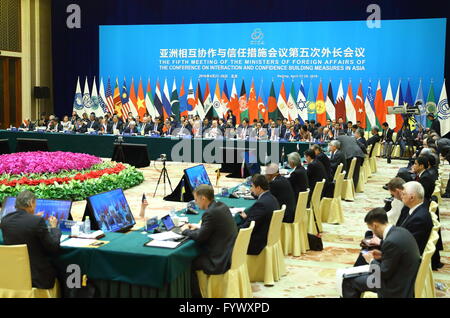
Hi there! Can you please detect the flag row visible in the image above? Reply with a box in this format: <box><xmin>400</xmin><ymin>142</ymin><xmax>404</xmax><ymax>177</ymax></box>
<box><xmin>73</xmin><ymin>76</ymin><xmax>449</xmax><ymax>134</ymax></box>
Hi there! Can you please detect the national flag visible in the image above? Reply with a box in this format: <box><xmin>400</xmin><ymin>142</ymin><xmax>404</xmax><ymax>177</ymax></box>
<box><xmin>154</xmin><ymin>79</ymin><xmax>164</xmax><ymax>118</ymax></box>
<box><xmin>335</xmin><ymin>80</ymin><xmax>346</xmax><ymax>121</ymax></box>
<box><xmin>248</xmin><ymin>79</ymin><xmax>259</xmax><ymax>123</ymax></box>
<box><xmin>90</xmin><ymin>77</ymin><xmax>104</xmax><ymax>117</ymax></box>
<box><xmin>438</xmin><ymin>79</ymin><xmax>449</xmax><ymax>136</ymax></box>
<box><xmin>355</xmin><ymin>81</ymin><xmax>366</xmax><ymax>128</ymax></box>
<box><xmin>145</xmin><ymin>79</ymin><xmax>159</xmax><ymax>118</ymax></box>
<box><xmin>82</xmin><ymin>76</ymin><xmax>92</xmax><ymax>115</ymax></box>
<box><xmin>315</xmin><ymin>80</ymin><xmax>326</xmax><ymax>125</ymax></box>
<box><xmin>136</xmin><ymin>78</ymin><xmax>147</xmax><ymax>118</ymax></box>
<box><xmin>228</xmin><ymin>79</ymin><xmax>240</xmax><ymax>121</ymax></box>
<box><xmin>171</xmin><ymin>78</ymin><xmax>180</xmax><ymax>119</ymax></box>
<box><xmin>287</xmin><ymin>81</ymin><xmax>298</xmax><ymax>121</ymax></box>
<box><xmin>121</xmin><ymin>78</ymin><xmax>133</xmax><ymax>120</ymax></box>
<box><xmin>113</xmin><ymin>78</ymin><xmax>124</xmax><ymax>119</ymax></box>
<box><xmin>414</xmin><ymin>79</ymin><xmax>426</xmax><ymax>129</ymax></box>
<box><xmin>179</xmin><ymin>78</ymin><xmax>188</xmax><ymax>118</ymax></box>
<box><xmin>277</xmin><ymin>80</ymin><xmax>289</xmax><ymax>119</ymax></box>
<box><xmin>212</xmin><ymin>79</ymin><xmax>226</xmax><ymax>118</ymax></box>
<box><xmin>374</xmin><ymin>80</ymin><xmax>385</xmax><ymax>125</ymax></box>
<box><xmin>203</xmin><ymin>80</ymin><xmax>213</xmax><ymax>119</ymax></box>
<box><xmin>268</xmin><ymin>80</ymin><xmax>279</xmax><ymax>121</ymax></box>
<box><xmin>98</xmin><ymin>78</ymin><xmax>109</xmax><ymax>115</ymax></box>
<box><xmin>365</xmin><ymin>81</ymin><xmax>377</xmax><ymax>131</ymax></box>
<box><xmin>105</xmin><ymin>77</ymin><xmax>115</xmax><ymax>115</ymax></box>
<box><xmin>72</xmin><ymin>76</ymin><xmax>83</xmax><ymax>116</ymax></box>
<box><xmin>162</xmin><ymin>78</ymin><xmax>172</xmax><ymax>120</ymax></box>
<box><xmin>195</xmin><ymin>80</ymin><xmax>206</xmax><ymax>120</ymax></box>
<box><xmin>426</xmin><ymin>80</ymin><xmax>437</xmax><ymax>128</ymax></box>
<box><xmin>257</xmin><ymin>80</ymin><xmax>268</xmax><ymax>122</ymax></box>
<box><xmin>306</xmin><ymin>81</ymin><xmax>316</xmax><ymax>121</ymax></box>
<box><xmin>404</xmin><ymin>80</ymin><xmax>416</xmax><ymax>130</ymax></box>
<box><xmin>128</xmin><ymin>79</ymin><xmax>139</xmax><ymax>118</ymax></box>
<box><xmin>384</xmin><ymin>80</ymin><xmax>396</xmax><ymax>129</ymax></box>
<box><xmin>239</xmin><ymin>80</ymin><xmax>249</xmax><ymax>123</ymax></box>
<box><xmin>221</xmin><ymin>80</ymin><xmax>230</xmax><ymax>118</ymax></box>
<box><xmin>186</xmin><ymin>78</ymin><xmax>196</xmax><ymax>117</ymax></box>
<box><xmin>325</xmin><ymin>81</ymin><xmax>335</xmax><ymax>122</ymax></box>
<box><xmin>345</xmin><ymin>81</ymin><xmax>356</xmax><ymax>123</ymax></box>
<box><xmin>296</xmin><ymin>80</ymin><xmax>308</xmax><ymax>124</ymax></box>
<box><xmin>394</xmin><ymin>80</ymin><xmax>404</xmax><ymax>132</ymax></box>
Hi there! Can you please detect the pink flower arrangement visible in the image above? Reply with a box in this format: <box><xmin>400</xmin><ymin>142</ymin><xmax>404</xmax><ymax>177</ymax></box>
<box><xmin>0</xmin><ymin>151</ymin><xmax>102</xmax><ymax>175</ymax></box>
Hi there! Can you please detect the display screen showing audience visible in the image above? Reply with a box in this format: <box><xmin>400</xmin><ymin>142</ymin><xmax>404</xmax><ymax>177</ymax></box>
<box><xmin>184</xmin><ymin>165</ymin><xmax>212</xmax><ymax>190</ymax></box>
<box><xmin>0</xmin><ymin>197</ymin><xmax>72</xmax><ymax>221</ymax></box>
<box><xmin>87</xmin><ymin>188</ymin><xmax>136</xmax><ymax>232</ymax></box>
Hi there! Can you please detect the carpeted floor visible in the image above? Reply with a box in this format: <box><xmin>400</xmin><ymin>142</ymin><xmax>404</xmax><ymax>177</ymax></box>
<box><xmin>69</xmin><ymin>157</ymin><xmax>450</xmax><ymax>298</ymax></box>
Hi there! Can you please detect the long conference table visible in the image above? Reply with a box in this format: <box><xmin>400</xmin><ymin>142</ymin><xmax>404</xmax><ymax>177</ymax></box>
<box><xmin>0</xmin><ymin>130</ymin><xmax>318</xmax><ymax>163</ymax></box>
<box><xmin>0</xmin><ymin>196</ymin><xmax>254</xmax><ymax>298</ymax></box>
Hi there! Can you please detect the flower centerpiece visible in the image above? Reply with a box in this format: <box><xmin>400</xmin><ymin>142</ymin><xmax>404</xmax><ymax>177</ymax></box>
<box><xmin>0</xmin><ymin>151</ymin><xmax>144</xmax><ymax>202</ymax></box>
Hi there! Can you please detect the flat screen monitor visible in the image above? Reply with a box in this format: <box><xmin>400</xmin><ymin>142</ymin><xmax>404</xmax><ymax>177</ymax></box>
<box><xmin>0</xmin><ymin>196</ymin><xmax>72</xmax><ymax>222</ymax></box>
<box><xmin>184</xmin><ymin>164</ymin><xmax>212</xmax><ymax>191</ymax></box>
<box><xmin>161</xmin><ymin>214</ymin><xmax>175</xmax><ymax>231</ymax></box>
<box><xmin>86</xmin><ymin>188</ymin><xmax>135</xmax><ymax>232</ymax></box>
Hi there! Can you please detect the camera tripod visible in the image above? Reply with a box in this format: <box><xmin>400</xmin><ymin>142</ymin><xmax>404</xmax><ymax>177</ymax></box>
<box><xmin>153</xmin><ymin>158</ymin><xmax>173</xmax><ymax>197</ymax></box>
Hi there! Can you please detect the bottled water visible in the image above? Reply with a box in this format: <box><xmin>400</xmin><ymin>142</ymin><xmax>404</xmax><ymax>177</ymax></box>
<box><xmin>84</xmin><ymin>216</ymin><xmax>91</xmax><ymax>234</ymax></box>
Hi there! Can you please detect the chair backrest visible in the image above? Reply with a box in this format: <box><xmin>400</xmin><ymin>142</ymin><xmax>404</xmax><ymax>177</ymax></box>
<box><xmin>371</xmin><ymin>142</ymin><xmax>381</xmax><ymax>158</ymax></box>
<box><xmin>293</xmin><ymin>190</ymin><xmax>309</xmax><ymax>224</ymax></box>
<box><xmin>333</xmin><ymin>163</ymin><xmax>343</xmax><ymax>181</ymax></box>
<box><xmin>311</xmin><ymin>180</ymin><xmax>325</xmax><ymax>213</ymax></box>
<box><xmin>231</xmin><ymin>221</ymin><xmax>255</xmax><ymax>270</ymax></box>
<box><xmin>267</xmin><ymin>205</ymin><xmax>286</xmax><ymax>246</ymax></box>
<box><xmin>334</xmin><ymin>172</ymin><xmax>345</xmax><ymax>198</ymax></box>
<box><xmin>429</xmin><ymin>201</ymin><xmax>438</xmax><ymax>214</ymax></box>
<box><xmin>347</xmin><ymin>158</ymin><xmax>357</xmax><ymax>180</ymax></box>
<box><xmin>414</xmin><ymin>230</ymin><xmax>439</xmax><ymax>298</ymax></box>
<box><xmin>0</xmin><ymin>245</ymin><xmax>32</xmax><ymax>290</ymax></box>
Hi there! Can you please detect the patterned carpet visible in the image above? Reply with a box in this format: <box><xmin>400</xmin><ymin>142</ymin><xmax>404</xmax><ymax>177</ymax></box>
<box><xmin>69</xmin><ymin>157</ymin><xmax>450</xmax><ymax>298</ymax></box>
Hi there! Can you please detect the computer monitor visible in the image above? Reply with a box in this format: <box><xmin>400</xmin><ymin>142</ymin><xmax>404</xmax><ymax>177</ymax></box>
<box><xmin>161</xmin><ymin>214</ymin><xmax>175</xmax><ymax>231</ymax></box>
<box><xmin>86</xmin><ymin>188</ymin><xmax>136</xmax><ymax>232</ymax></box>
<box><xmin>0</xmin><ymin>196</ymin><xmax>72</xmax><ymax>222</ymax></box>
<box><xmin>184</xmin><ymin>164</ymin><xmax>212</xmax><ymax>191</ymax></box>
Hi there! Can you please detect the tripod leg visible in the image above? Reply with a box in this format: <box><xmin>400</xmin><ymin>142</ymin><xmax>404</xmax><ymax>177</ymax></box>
<box><xmin>165</xmin><ymin>168</ymin><xmax>173</xmax><ymax>191</ymax></box>
<box><xmin>153</xmin><ymin>167</ymin><xmax>165</xmax><ymax>198</ymax></box>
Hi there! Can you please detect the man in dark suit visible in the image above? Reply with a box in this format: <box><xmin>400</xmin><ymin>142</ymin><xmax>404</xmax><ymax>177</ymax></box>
<box><xmin>311</xmin><ymin>144</ymin><xmax>332</xmax><ymax>181</ymax></box>
<box><xmin>367</xmin><ymin>126</ymin><xmax>381</xmax><ymax>147</ymax></box>
<box><xmin>329</xmin><ymin>140</ymin><xmax>346</xmax><ymax>178</ymax></box>
<box><xmin>238</xmin><ymin>174</ymin><xmax>280</xmax><ymax>255</ymax></box>
<box><xmin>265</xmin><ymin>164</ymin><xmax>296</xmax><ymax>223</ymax></box>
<box><xmin>337</xmin><ymin>135</ymin><xmax>365</xmax><ymax>191</ymax></box>
<box><xmin>150</xmin><ymin>116</ymin><xmax>163</xmax><ymax>135</ymax></box>
<box><xmin>355</xmin><ymin>128</ymin><xmax>367</xmax><ymax>148</ymax></box>
<box><xmin>87</xmin><ymin>113</ymin><xmax>100</xmax><ymax>131</ymax></box>
<box><xmin>123</xmin><ymin>121</ymin><xmax>139</xmax><ymax>134</ymax></box>
<box><xmin>342</xmin><ymin>208</ymin><xmax>421</xmax><ymax>298</ymax></box>
<box><xmin>411</xmin><ymin>156</ymin><xmax>436</xmax><ymax>200</ymax></box>
<box><xmin>139</xmin><ymin>116</ymin><xmax>152</xmax><ymax>135</ymax></box>
<box><xmin>181</xmin><ymin>185</ymin><xmax>238</xmax><ymax>275</ymax></box>
<box><xmin>0</xmin><ymin>191</ymin><xmax>61</xmax><ymax>289</ymax></box>
<box><xmin>73</xmin><ymin>118</ymin><xmax>87</xmax><ymax>133</ymax></box>
<box><xmin>304</xmin><ymin>149</ymin><xmax>328</xmax><ymax>205</ymax></box>
<box><xmin>287</xmin><ymin>152</ymin><xmax>309</xmax><ymax>204</ymax></box>
<box><xmin>276</xmin><ymin>118</ymin><xmax>286</xmax><ymax>139</ymax></box>
<box><xmin>381</xmin><ymin>122</ymin><xmax>394</xmax><ymax>158</ymax></box>
<box><xmin>107</xmin><ymin>115</ymin><xmax>123</xmax><ymax>134</ymax></box>
<box><xmin>427</xmin><ymin>113</ymin><xmax>441</xmax><ymax>137</ymax></box>
<box><xmin>20</xmin><ymin>119</ymin><xmax>36</xmax><ymax>131</ymax></box>
<box><xmin>236</xmin><ymin>118</ymin><xmax>250</xmax><ymax>140</ymax></box>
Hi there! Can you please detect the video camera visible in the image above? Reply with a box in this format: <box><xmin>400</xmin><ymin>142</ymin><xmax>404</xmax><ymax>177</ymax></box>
<box><xmin>387</xmin><ymin>102</ymin><xmax>420</xmax><ymax>116</ymax></box>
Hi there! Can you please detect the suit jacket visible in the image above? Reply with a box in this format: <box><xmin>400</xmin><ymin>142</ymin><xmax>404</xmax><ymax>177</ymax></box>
<box><xmin>107</xmin><ymin>122</ymin><xmax>123</xmax><ymax>134</ymax></box>
<box><xmin>150</xmin><ymin>122</ymin><xmax>163</xmax><ymax>134</ymax></box>
<box><xmin>183</xmin><ymin>201</ymin><xmax>238</xmax><ymax>275</ymax></box>
<box><xmin>87</xmin><ymin>120</ymin><xmax>100</xmax><ymax>131</ymax></box>
<box><xmin>123</xmin><ymin>126</ymin><xmax>139</xmax><ymax>134</ymax></box>
<box><xmin>20</xmin><ymin>122</ymin><xmax>35</xmax><ymax>131</ymax></box>
<box><xmin>73</xmin><ymin>123</ymin><xmax>87</xmax><ymax>133</ymax></box>
<box><xmin>337</xmin><ymin>135</ymin><xmax>365</xmax><ymax>159</ymax></box>
<box><xmin>306</xmin><ymin>159</ymin><xmax>327</xmax><ymax>195</ymax></box>
<box><xmin>430</xmin><ymin>119</ymin><xmax>441</xmax><ymax>136</ymax></box>
<box><xmin>316</xmin><ymin>152</ymin><xmax>332</xmax><ymax>181</ymax></box>
<box><xmin>367</xmin><ymin>134</ymin><xmax>381</xmax><ymax>146</ymax></box>
<box><xmin>357</xmin><ymin>137</ymin><xmax>368</xmax><ymax>148</ymax></box>
<box><xmin>381</xmin><ymin>128</ymin><xmax>394</xmax><ymax>143</ymax></box>
<box><xmin>371</xmin><ymin>226</ymin><xmax>421</xmax><ymax>298</ymax></box>
<box><xmin>417</xmin><ymin>170</ymin><xmax>436</xmax><ymax>200</ymax></box>
<box><xmin>239</xmin><ymin>191</ymin><xmax>280</xmax><ymax>255</ymax></box>
<box><xmin>139</xmin><ymin>122</ymin><xmax>153</xmax><ymax>135</ymax></box>
<box><xmin>399</xmin><ymin>202</ymin><xmax>433</xmax><ymax>255</ymax></box>
<box><xmin>288</xmin><ymin>166</ymin><xmax>309</xmax><ymax>202</ymax></box>
<box><xmin>277</xmin><ymin>125</ymin><xmax>287</xmax><ymax>138</ymax></box>
<box><xmin>0</xmin><ymin>210</ymin><xmax>61</xmax><ymax>289</ymax></box>
<box><xmin>269</xmin><ymin>175</ymin><xmax>296</xmax><ymax>223</ymax></box>
<box><xmin>330</xmin><ymin>150</ymin><xmax>346</xmax><ymax>176</ymax></box>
